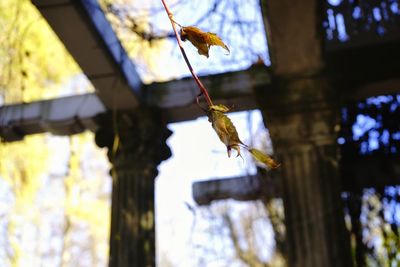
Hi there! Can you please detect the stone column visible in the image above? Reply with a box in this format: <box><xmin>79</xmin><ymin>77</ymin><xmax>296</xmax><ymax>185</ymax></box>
<box><xmin>258</xmin><ymin>0</ymin><xmax>353</xmax><ymax>265</ymax></box>
<box><xmin>256</xmin><ymin>76</ymin><xmax>352</xmax><ymax>267</ymax></box>
<box><xmin>95</xmin><ymin>108</ymin><xmax>171</xmax><ymax>267</ymax></box>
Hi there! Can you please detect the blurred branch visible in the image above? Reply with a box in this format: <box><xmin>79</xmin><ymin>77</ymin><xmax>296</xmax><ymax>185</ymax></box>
<box><xmin>222</xmin><ymin>212</ymin><xmax>270</xmax><ymax>267</ymax></box>
<box><xmin>104</xmin><ymin>0</ymin><xmax>264</xmax><ymax>61</ymax></box>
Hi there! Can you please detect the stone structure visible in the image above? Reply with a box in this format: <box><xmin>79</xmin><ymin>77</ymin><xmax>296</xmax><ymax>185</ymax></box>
<box><xmin>95</xmin><ymin>109</ymin><xmax>171</xmax><ymax>267</ymax></box>
<box><xmin>257</xmin><ymin>77</ymin><xmax>352</xmax><ymax>267</ymax></box>
<box><xmin>256</xmin><ymin>0</ymin><xmax>353</xmax><ymax>266</ymax></box>
<box><xmin>1</xmin><ymin>0</ymin><xmax>400</xmax><ymax>266</ymax></box>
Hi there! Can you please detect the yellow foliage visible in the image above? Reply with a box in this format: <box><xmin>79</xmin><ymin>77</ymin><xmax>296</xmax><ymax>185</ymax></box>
<box><xmin>0</xmin><ymin>135</ymin><xmax>50</xmax><ymax>211</ymax></box>
<box><xmin>0</xmin><ymin>1</ymin><xmax>109</xmax><ymax>265</ymax></box>
<box><xmin>64</xmin><ymin>134</ymin><xmax>111</xmax><ymax>236</ymax></box>
<box><xmin>0</xmin><ymin>132</ymin><xmax>111</xmax><ymax>266</ymax></box>
<box><xmin>0</xmin><ymin>0</ymin><xmax>81</xmax><ymax>104</ymax></box>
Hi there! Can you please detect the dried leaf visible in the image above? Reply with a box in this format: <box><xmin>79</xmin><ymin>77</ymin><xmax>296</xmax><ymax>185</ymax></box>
<box><xmin>207</xmin><ymin>32</ymin><xmax>229</xmax><ymax>52</ymax></box>
<box><xmin>208</xmin><ymin>104</ymin><xmax>280</xmax><ymax>170</ymax></box>
<box><xmin>208</xmin><ymin>104</ymin><xmax>243</xmax><ymax>157</ymax></box>
<box><xmin>209</xmin><ymin>104</ymin><xmax>231</xmax><ymax>113</ymax></box>
<box><xmin>249</xmin><ymin>148</ymin><xmax>280</xmax><ymax>169</ymax></box>
<box><xmin>180</xmin><ymin>26</ymin><xmax>230</xmax><ymax>58</ymax></box>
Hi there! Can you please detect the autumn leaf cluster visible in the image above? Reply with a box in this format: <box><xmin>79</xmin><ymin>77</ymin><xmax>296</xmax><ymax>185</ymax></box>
<box><xmin>207</xmin><ymin>104</ymin><xmax>279</xmax><ymax>169</ymax></box>
<box><xmin>165</xmin><ymin>9</ymin><xmax>279</xmax><ymax>169</ymax></box>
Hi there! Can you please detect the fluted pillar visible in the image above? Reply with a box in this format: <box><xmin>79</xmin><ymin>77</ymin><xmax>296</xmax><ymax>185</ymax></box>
<box><xmin>95</xmin><ymin>108</ymin><xmax>171</xmax><ymax>267</ymax></box>
<box><xmin>256</xmin><ymin>76</ymin><xmax>352</xmax><ymax>267</ymax></box>
<box><xmin>258</xmin><ymin>0</ymin><xmax>353</xmax><ymax>265</ymax></box>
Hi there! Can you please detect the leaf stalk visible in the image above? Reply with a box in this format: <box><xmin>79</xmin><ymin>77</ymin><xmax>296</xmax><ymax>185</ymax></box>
<box><xmin>161</xmin><ymin>0</ymin><xmax>213</xmax><ymax>107</ymax></box>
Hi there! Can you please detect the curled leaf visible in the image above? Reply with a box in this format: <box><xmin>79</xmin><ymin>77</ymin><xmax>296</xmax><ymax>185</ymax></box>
<box><xmin>249</xmin><ymin>148</ymin><xmax>280</xmax><ymax>169</ymax></box>
<box><xmin>208</xmin><ymin>104</ymin><xmax>243</xmax><ymax>157</ymax></box>
<box><xmin>180</xmin><ymin>26</ymin><xmax>230</xmax><ymax>57</ymax></box>
<box><xmin>207</xmin><ymin>104</ymin><xmax>280</xmax><ymax>170</ymax></box>
<box><xmin>209</xmin><ymin>104</ymin><xmax>231</xmax><ymax>113</ymax></box>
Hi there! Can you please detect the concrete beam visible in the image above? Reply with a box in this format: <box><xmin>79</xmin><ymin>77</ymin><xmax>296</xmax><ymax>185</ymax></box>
<box><xmin>30</xmin><ymin>0</ymin><xmax>271</xmax><ymax>117</ymax></box>
<box><xmin>342</xmin><ymin>155</ymin><xmax>400</xmax><ymax>192</ymax></box>
<box><xmin>192</xmin><ymin>154</ymin><xmax>400</xmax><ymax>207</ymax></box>
<box><xmin>0</xmin><ymin>67</ymin><xmax>268</xmax><ymax>141</ymax></box>
<box><xmin>145</xmin><ymin>66</ymin><xmax>270</xmax><ymax>122</ymax></box>
<box><xmin>192</xmin><ymin>174</ymin><xmax>279</xmax><ymax>206</ymax></box>
<box><xmin>348</xmin><ymin>79</ymin><xmax>400</xmax><ymax>102</ymax></box>
<box><xmin>2</xmin><ymin>62</ymin><xmax>399</xmax><ymax>141</ymax></box>
<box><xmin>0</xmin><ymin>94</ymin><xmax>105</xmax><ymax>142</ymax></box>
<box><xmin>32</xmin><ymin>0</ymin><xmax>141</xmax><ymax>109</ymax></box>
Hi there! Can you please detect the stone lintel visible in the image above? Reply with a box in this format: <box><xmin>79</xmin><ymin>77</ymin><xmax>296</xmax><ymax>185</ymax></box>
<box><xmin>32</xmin><ymin>0</ymin><xmax>140</xmax><ymax>109</ymax></box>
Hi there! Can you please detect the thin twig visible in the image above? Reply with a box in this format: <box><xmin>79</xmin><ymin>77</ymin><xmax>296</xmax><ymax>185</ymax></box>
<box><xmin>161</xmin><ymin>0</ymin><xmax>213</xmax><ymax>107</ymax></box>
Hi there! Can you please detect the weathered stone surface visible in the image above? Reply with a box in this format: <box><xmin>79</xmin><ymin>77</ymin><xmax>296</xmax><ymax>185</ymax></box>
<box><xmin>260</xmin><ymin>0</ymin><xmax>324</xmax><ymax>76</ymax></box>
<box><xmin>258</xmin><ymin>0</ymin><xmax>353</xmax><ymax>264</ymax></box>
<box><xmin>95</xmin><ymin>108</ymin><xmax>171</xmax><ymax>267</ymax></box>
<box><xmin>192</xmin><ymin>173</ymin><xmax>280</xmax><ymax>206</ymax></box>
<box><xmin>33</xmin><ymin>0</ymin><xmax>140</xmax><ymax>109</ymax></box>
<box><xmin>255</xmin><ymin>75</ymin><xmax>353</xmax><ymax>267</ymax></box>
<box><xmin>0</xmin><ymin>93</ymin><xmax>106</xmax><ymax>141</ymax></box>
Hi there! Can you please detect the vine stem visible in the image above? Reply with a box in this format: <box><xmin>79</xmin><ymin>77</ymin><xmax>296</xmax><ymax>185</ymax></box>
<box><xmin>160</xmin><ymin>0</ymin><xmax>213</xmax><ymax>107</ymax></box>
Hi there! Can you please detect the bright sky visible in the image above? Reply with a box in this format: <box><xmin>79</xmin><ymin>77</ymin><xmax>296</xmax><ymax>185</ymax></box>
<box><xmin>155</xmin><ymin>110</ymin><xmax>276</xmax><ymax>266</ymax></box>
<box><xmin>106</xmin><ymin>0</ymin><xmax>270</xmax><ymax>83</ymax></box>
<box><xmin>0</xmin><ymin>1</ymin><xmax>275</xmax><ymax>265</ymax></box>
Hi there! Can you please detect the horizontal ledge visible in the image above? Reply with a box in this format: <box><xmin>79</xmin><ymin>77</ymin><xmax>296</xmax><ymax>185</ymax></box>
<box><xmin>0</xmin><ymin>67</ymin><xmax>268</xmax><ymax>141</ymax></box>
<box><xmin>0</xmin><ymin>94</ymin><xmax>259</xmax><ymax>141</ymax></box>
<box><xmin>348</xmin><ymin>79</ymin><xmax>400</xmax><ymax>102</ymax></box>
<box><xmin>144</xmin><ymin>66</ymin><xmax>270</xmax><ymax>108</ymax></box>
<box><xmin>0</xmin><ymin>94</ymin><xmax>106</xmax><ymax>142</ymax></box>
<box><xmin>341</xmin><ymin>154</ymin><xmax>400</xmax><ymax>192</ymax></box>
<box><xmin>32</xmin><ymin>0</ymin><xmax>140</xmax><ymax>109</ymax></box>
<box><xmin>193</xmin><ymin>153</ymin><xmax>400</xmax><ymax>206</ymax></box>
<box><xmin>192</xmin><ymin>174</ymin><xmax>279</xmax><ymax>206</ymax></box>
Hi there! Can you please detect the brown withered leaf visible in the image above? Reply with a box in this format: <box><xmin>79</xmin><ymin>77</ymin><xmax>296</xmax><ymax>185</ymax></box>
<box><xmin>208</xmin><ymin>104</ymin><xmax>243</xmax><ymax>157</ymax></box>
<box><xmin>180</xmin><ymin>26</ymin><xmax>230</xmax><ymax>58</ymax></box>
<box><xmin>249</xmin><ymin>148</ymin><xmax>280</xmax><ymax>169</ymax></box>
<box><xmin>207</xmin><ymin>104</ymin><xmax>280</xmax><ymax>169</ymax></box>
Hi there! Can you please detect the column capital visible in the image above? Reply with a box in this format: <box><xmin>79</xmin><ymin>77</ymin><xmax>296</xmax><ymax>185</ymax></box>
<box><xmin>95</xmin><ymin>108</ymin><xmax>172</xmax><ymax>175</ymax></box>
<box><xmin>256</xmin><ymin>73</ymin><xmax>353</xmax><ymax>267</ymax></box>
<box><xmin>94</xmin><ymin>107</ymin><xmax>171</xmax><ymax>267</ymax></box>
<box><xmin>256</xmin><ymin>74</ymin><xmax>340</xmax><ymax>148</ymax></box>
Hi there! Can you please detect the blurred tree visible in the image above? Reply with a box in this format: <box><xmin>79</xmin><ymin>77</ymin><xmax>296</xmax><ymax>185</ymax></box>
<box><xmin>340</xmin><ymin>95</ymin><xmax>400</xmax><ymax>266</ymax></box>
<box><xmin>0</xmin><ymin>0</ymin><xmax>81</xmax><ymax>104</ymax></box>
<box><xmin>344</xmin><ymin>187</ymin><xmax>400</xmax><ymax>267</ymax></box>
<box><xmin>193</xmin><ymin>200</ymin><xmax>285</xmax><ymax>267</ymax></box>
<box><xmin>0</xmin><ymin>1</ymin><xmax>109</xmax><ymax>266</ymax></box>
<box><xmin>99</xmin><ymin>0</ymin><xmax>269</xmax><ymax>83</ymax></box>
